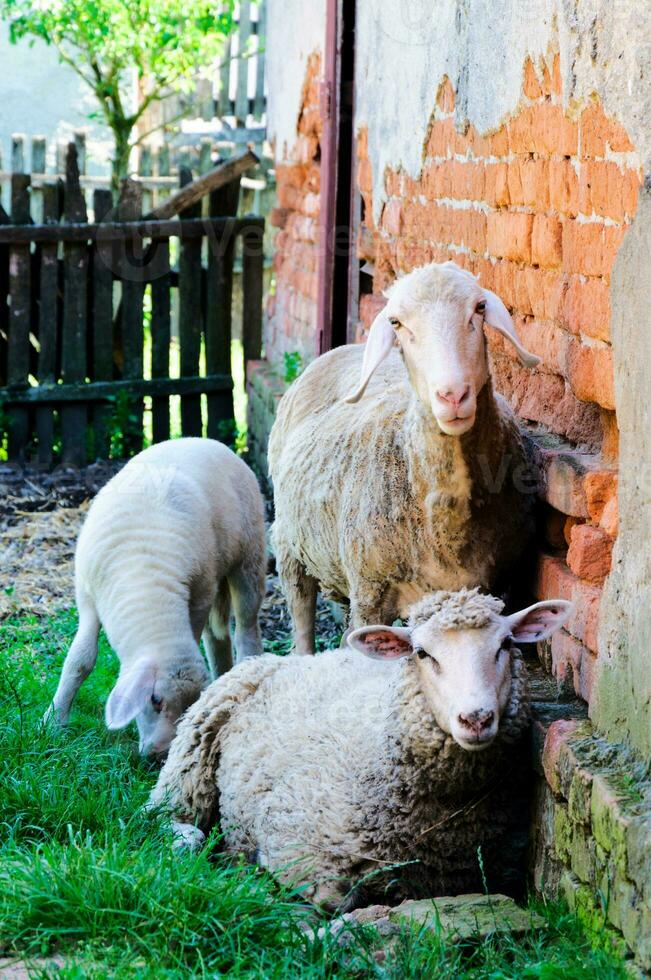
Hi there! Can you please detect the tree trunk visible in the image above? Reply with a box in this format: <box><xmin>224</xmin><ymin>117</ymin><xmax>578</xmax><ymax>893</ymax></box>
<box><xmin>111</xmin><ymin>127</ymin><xmax>133</xmax><ymax>197</ymax></box>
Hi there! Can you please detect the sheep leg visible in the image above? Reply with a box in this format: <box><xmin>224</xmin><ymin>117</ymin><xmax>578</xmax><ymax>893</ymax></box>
<box><xmin>45</xmin><ymin>591</ymin><xmax>100</xmax><ymax>725</ymax></box>
<box><xmin>277</xmin><ymin>553</ymin><xmax>317</xmax><ymax>655</ymax></box>
<box><xmin>228</xmin><ymin>564</ymin><xmax>264</xmax><ymax>661</ymax></box>
<box><xmin>203</xmin><ymin>580</ymin><xmax>233</xmax><ymax>679</ymax></box>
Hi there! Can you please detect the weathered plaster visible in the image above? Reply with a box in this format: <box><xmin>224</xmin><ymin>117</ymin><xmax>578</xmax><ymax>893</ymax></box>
<box><xmin>591</xmin><ymin>190</ymin><xmax>651</xmax><ymax>757</ymax></box>
<box><xmin>355</xmin><ymin>0</ymin><xmax>651</xmax><ymax>219</ymax></box>
<box><xmin>265</xmin><ymin>0</ymin><xmax>327</xmax><ymax>159</ymax></box>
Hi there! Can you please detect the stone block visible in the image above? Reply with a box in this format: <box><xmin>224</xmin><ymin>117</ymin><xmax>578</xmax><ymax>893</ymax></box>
<box><xmin>388</xmin><ymin>893</ymin><xmax>545</xmax><ymax>939</ymax></box>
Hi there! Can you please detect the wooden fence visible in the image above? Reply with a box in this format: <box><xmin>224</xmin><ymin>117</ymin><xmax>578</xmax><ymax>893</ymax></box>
<box><xmin>0</xmin><ymin>144</ymin><xmax>264</xmax><ymax>467</ymax></box>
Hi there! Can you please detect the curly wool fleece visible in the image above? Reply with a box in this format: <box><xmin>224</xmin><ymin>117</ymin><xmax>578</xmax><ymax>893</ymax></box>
<box><xmin>151</xmin><ymin>594</ymin><xmax>531</xmax><ymax>911</ymax></box>
<box><xmin>408</xmin><ymin>586</ymin><xmax>505</xmax><ymax>630</ymax></box>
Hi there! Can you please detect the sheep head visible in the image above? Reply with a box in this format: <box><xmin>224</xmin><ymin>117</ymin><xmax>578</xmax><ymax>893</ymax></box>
<box><xmin>105</xmin><ymin>651</ymin><xmax>209</xmax><ymax>759</ymax></box>
<box><xmin>347</xmin><ymin>588</ymin><xmax>571</xmax><ymax>751</ymax></box>
<box><xmin>345</xmin><ymin>261</ymin><xmax>539</xmax><ymax>435</ymax></box>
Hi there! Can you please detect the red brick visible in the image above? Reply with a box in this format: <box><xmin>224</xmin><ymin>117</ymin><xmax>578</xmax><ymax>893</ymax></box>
<box><xmin>567</xmin><ymin>523</ymin><xmax>613</xmax><ymax>583</ymax></box>
<box><xmin>578</xmin><ymin>160</ymin><xmax>640</xmax><ymax>222</ymax></box>
<box><xmin>484</xmin><ymin>163</ymin><xmax>510</xmax><ymax>207</ymax></box>
<box><xmin>564</xmin><ymin>515</ymin><xmax>581</xmax><ymax>546</ymax></box>
<box><xmin>561</xmin><ymin>221</ymin><xmax>626</xmax><ymax>278</ymax></box>
<box><xmin>551</xmin><ymin>54</ymin><xmax>563</xmax><ymax>97</ymax></box>
<box><xmin>359</xmin><ymin>292</ymin><xmax>387</xmax><ymax>332</ymax></box>
<box><xmin>532</xmin><ymin>214</ymin><xmax>563</xmax><ymax>268</ymax></box>
<box><xmin>566</xmin><ymin>339</ymin><xmax>615</xmax><ymax>410</ymax></box>
<box><xmin>561</xmin><ymin>277</ymin><xmax>611</xmax><ymax>343</ymax></box>
<box><xmin>437</xmin><ymin>76</ymin><xmax>455</xmax><ymax>113</ymax></box>
<box><xmin>381</xmin><ymin>198</ymin><xmax>403</xmax><ymax>236</ymax></box>
<box><xmin>535</xmin><ymin>554</ymin><xmax>602</xmax><ymax>652</ymax></box>
<box><xmin>599</xmin><ymin>496</ymin><xmax>618</xmax><ymax>537</ymax></box>
<box><xmin>385</xmin><ymin>171</ymin><xmax>403</xmax><ymax>197</ymax></box>
<box><xmin>520</xmin><ymin>157</ymin><xmax>550</xmax><ymax>209</ymax></box>
<box><xmin>548</xmin><ymin>159</ymin><xmax>579</xmax><ymax>217</ymax></box>
<box><xmin>490</xmin><ymin>352</ymin><xmax>603</xmax><ymax>446</ymax></box>
<box><xmin>580</xmin><ymin>101</ymin><xmax>635</xmax><ymax>158</ymax></box>
<box><xmin>523</xmin><ymin>56</ymin><xmax>542</xmax><ymax>100</ymax></box>
<box><xmin>584</xmin><ymin>470</ymin><xmax>618</xmax><ymax>524</ymax></box>
<box><xmin>269</xmin><ymin>207</ymin><xmax>289</xmax><ymax>228</ymax></box>
<box><xmin>507</xmin><ymin>161</ymin><xmax>524</xmax><ymax>205</ymax></box>
<box><xmin>510</xmin><ymin>103</ymin><xmax>578</xmax><ymax>155</ymax></box>
<box><xmin>601</xmin><ymin>410</ymin><xmax>619</xmax><ymax>462</ymax></box>
<box><xmin>489</xmin><ymin>126</ymin><xmax>509</xmax><ymax>157</ymax></box>
<box><xmin>427</xmin><ymin>117</ymin><xmax>455</xmax><ymax>157</ymax></box>
<box><xmin>544</xmin><ymin>507</ymin><xmax>568</xmax><ymax>549</ymax></box>
<box><xmin>357</xmin><ymin>157</ymin><xmax>373</xmax><ymax>194</ymax></box>
<box><xmin>487</xmin><ymin>211</ymin><xmax>533</xmax><ymax>263</ymax></box>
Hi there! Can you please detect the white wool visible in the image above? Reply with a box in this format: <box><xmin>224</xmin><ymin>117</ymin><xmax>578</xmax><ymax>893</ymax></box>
<box><xmin>45</xmin><ymin>438</ymin><xmax>266</xmax><ymax>756</ymax></box>
<box><xmin>268</xmin><ymin>262</ymin><xmax>536</xmax><ymax>653</ymax></box>
<box><xmin>151</xmin><ymin>591</ymin><xmax>531</xmax><ymax>910</ymax></box>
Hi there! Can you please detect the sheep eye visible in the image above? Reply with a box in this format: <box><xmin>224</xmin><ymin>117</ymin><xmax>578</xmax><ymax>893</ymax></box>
<box><xmin>495</xmin><ymin>637</ymin><xmax>513</xmax><ymax>662</ymax></box>
<box><xmin>389</xmin><ymin>317</ymin><xmax>402</xmax><ymax>328</ymax></box>
<box><xmin>475</xmin><ymin>301</ymin><xmax>486</xmax><ymax>316</ymax></box>
<box><xmin>151</xmin><ymin>694</ymin><xmax>164</xmax><ymax>713</ymax></box>
<box><xmin>415</xmin><ymin>647</ymin><xmax>428</xmax><ymax>660</ymax></box>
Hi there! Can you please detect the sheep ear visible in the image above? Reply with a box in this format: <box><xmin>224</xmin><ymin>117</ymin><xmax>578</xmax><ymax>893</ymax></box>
<box><xmin>344</xmin><ymin>311</ymin><xmax>396</xmax><ymax>404</ymax></box>
<box><xmin>505</xmin><ymin>600</ymin><xmax>573</xmax><ymax>643</ymax></box>
<box><xmin>105</xmin><ymin>660</ymin><xmax>157</xmax><ymax>730</ymax></box>
<box><xmin>346</xmin><ymin>625</ymin><xmax>413</xmax><ymax>660</ymax></box>
<box><xmin>482</xmin><ymin>288</ymin><xmax>540</xmax><ymax>369</ymax></box>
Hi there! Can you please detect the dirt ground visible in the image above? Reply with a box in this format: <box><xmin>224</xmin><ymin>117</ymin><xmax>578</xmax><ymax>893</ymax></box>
<box><xmin>0</xmin><ymin>459</ymin><xmax>341</xmax><ymax>648</ymax></box>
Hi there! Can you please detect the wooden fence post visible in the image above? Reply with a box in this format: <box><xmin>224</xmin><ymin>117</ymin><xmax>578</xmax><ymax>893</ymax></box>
<box><xmin>205</xmin><ymin>172</ymin><xmax>241</xmax><ymax>440</ymax></box>
<box><xmin>6</xmin><ymin>173</ymin><xmax>31</xmax><ymax>459</ymax></box>
<box><xmin>61</xmin><ymin>143</ymin><xmax>89</xmax><ymax>466</ymax></box>
<box><xmin>118</xmin><ymin>178</ymin><xmax>144</xmax><ymax>454</ymax></box>
<box><xmin>178</xmin><ymin>166</ymin><xmax>203</xmax><ymax>436</ymax></box>
<box><xmin>0</xmin><ymin>200</ymin><xmax>9</xmax><ymax>390</ymax></box>
<box><xmin>35</xmin><ymin>183</ymin><xmax>62</xmax><ymax>467</ymax></box>
<box><xmin>242</xmin><ymin>222</ymin><xmax>264</xmax><ymax>364</ymax></box>
<box><xmin>92</xmin><ymin>188</ymin><xmax>114</xmax><ymax>458</ymax></box>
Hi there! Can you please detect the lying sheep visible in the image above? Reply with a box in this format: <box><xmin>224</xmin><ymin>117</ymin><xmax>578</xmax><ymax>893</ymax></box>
<box><xmin>268</xmin><ymin>261</ymin><xmax>541</xmax><ymax>653</ymax></box>
<box><xmin>45</xmin><ymin>437</ymin><xmax>266</xmax><ymax>757</ymax></box>
<box><xmin>150</xmin><ymin>588</ymin><xmax>571</xmax><ymax>909</ymax></box>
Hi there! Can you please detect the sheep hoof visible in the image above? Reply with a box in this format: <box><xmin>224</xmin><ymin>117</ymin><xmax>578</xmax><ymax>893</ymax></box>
<box><xmin>171</xmin><ymin>822</ymin><xmax>206</xmax><ymax>852</ymax></box>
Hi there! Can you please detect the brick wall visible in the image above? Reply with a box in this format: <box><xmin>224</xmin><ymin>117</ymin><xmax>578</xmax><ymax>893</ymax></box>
<box><xmin>355</xmin><ymin>53</ymin><xmax>641</xmax><ymax>712</ymax></box>
<box><xmin>266</xmin><ymin>52</ymin><xmax>323</xmax><ymax>369</ymax></box>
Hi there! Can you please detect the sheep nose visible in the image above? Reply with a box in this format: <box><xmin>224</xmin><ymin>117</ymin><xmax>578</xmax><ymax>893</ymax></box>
<box><xmin>436</xmin><ymin>384</ymin><xmax>471</xmax><ymax>410</ymax></box>
<box><xmin>457</xmin><ymin>709</ymin><xmax>495</xmax><ymax>734</ymax></box>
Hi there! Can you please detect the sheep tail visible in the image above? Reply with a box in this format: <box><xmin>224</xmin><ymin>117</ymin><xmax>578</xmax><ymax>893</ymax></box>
<box><xmin>149</xmin><ymin>655</ymin><xmax>283</xmax><ymax>832</ymax></box>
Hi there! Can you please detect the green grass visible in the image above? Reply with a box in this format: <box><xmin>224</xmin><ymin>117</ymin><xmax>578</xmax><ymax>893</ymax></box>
<box><xmin>0</xmin><ymin>610</ymin><xmax>632</xmax><ymax>978</ymax></box>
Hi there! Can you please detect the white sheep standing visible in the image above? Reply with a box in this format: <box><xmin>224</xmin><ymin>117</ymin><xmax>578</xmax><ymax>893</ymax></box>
<box><xmin>268</xmin><ymin>261</ymin><xmax>542</xmax><ymax>654</ymax></box>
<box><xmin>150</xmin><ymin>588</ymin><xmax>571</xmax><ymax>909</ymax></box>
<box><xmin>45</xmin><ymin>437</ymin><xmax>266</xmax><ymax>757</ymax></box>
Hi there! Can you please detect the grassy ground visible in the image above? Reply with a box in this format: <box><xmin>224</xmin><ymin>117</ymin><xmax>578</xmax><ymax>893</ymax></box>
<box><xmin>0</xmin><ymin>609</ymin><xmax>631</xmax><ymax>979</ymax></box>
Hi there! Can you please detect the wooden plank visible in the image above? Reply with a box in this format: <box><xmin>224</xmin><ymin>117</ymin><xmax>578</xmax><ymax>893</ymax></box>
<box><xmin>0</xmin><ymin>214</ymin><xmax>263</xmax><ymax>245</ymax></box>
<box><xmin>91</xmin><ymin>188</ymin><xmax>114</xmax><ymax>458</ymax></box>
<box><xmin>145</xmin><ymin>150</ymin><xmax>258</xmax><ymax>220</ymax></box>
<box><xmin>61</xmin><ymin>143</ymin><xmax>89</xmax><ymax>466</ymax></box>
<box><xmin>218</xmin><ymin>34</ymin><xmax>233</xmax><ymax>117</ymax></box>
<box><xmin>35</xmin><ymin>183</ymin><xmax>62</xmax><ymax>467</ymax></box>
<box><xmin>118</xmin><ymin>178</ymin><xmax>144</xmax><ymax>454</ymax></box>
<box><xmin>6</xmin><ymin>174</ymin><xmax>31</xmax><ymax>459</ymax></box>
<box><xmin>0</xmin><ymin>199</ymin><xmax>9</xmax><ymax>387</ymax></box>
<box><xmin>235</xmin><ymin>0</ymin><xmax>252</xmax><ymax>124</ymax></box>
<box><xmin>205</xmin><ymin>221</ymin><xmax>235</xmax><ymax>440</ymax></box>
<box><xmin>178</xmin><ymin>167</ymin><xmax>203</xmax><ymax>436</ymax></box>
<box><xmin>1</xmin><ymin>373</ymin><xmax>232</xmax><ymax>403</ymax></box>
<box><xmin>139</xmin><ymin>144</ymin><xmax>153</xmax><ymax>217</ymax></box>
<box><xmin>253</xmin><ymin>0</ymin><xmax>267</xmax><ymax>120</ymax></box>
<box><xmin>11</xmin><ymin>135</ymin><xmax>25</xmax><ymax>174</ymax></box>
<box><xmin>241</xmin><ymin>222</ymin><xmax>264</xmax><ymax>363</ymax></box>
<box><xmin>150</xmin><ymin>237</ymin><xmax>171</xmax><ymax>443</ymax></box>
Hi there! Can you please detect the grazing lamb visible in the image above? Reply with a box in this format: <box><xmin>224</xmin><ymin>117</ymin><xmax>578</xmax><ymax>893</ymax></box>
<box><xmin>268</xmin><ymin>261</ymin><xmax>541</xmax><ymax>653</ymax></box>
<box><xmin>150</xmin><ymin>589</ymin><xmax>571</xmax><ymax>909</ymax></box>
<box><xmin>45</xmin><ymin>438</ymin><xmax>266</xmax><ymax>757</ymax></box>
